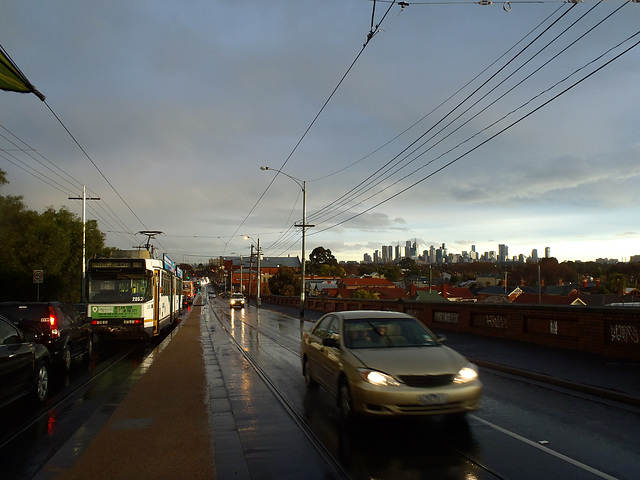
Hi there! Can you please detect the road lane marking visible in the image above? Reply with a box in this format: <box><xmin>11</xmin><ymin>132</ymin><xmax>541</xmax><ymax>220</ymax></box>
<box><xmin>470</xmin><ymin>415</ymin><xmax>619</xmax><ymax>480</ymax></box>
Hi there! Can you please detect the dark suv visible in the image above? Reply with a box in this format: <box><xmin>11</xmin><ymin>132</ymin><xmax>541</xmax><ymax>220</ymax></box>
<box><xmin>0</xmin><ymin>315</ymin><xmax>51</xmax><ymax>408</ymax></box>
<box><xmin>0</xmin><ymin>302</ymin><xmax>93</xmax><ymax>371</ymax></box>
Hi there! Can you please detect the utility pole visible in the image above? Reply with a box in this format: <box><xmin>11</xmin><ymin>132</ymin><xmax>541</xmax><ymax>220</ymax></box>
<box><xmin>69</xmin><ymin>185</ymin><xmax>100</xmax><ymax>302</ymax></box>
<box><xmin>256</xmin><ymin>237</ymin><xmax>261</xmax><ymax>307</ymax></box>
<box><xmin>260</xmin><ymin>166</ymin><xmax>314</xmax><ymax>317</ymax></box>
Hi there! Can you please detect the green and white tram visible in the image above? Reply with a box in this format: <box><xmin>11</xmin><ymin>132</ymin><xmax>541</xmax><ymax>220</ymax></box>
<box><xmin>87</xmin><ymin>250</ymin><xmax>183</xmax><ymax>339</ymax></box>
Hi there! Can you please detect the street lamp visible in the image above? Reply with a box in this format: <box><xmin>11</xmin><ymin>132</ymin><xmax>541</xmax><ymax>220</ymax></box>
<box><xmin>260</xmin><ymin>166</ymin><xmax>313</xmax><ymax>317</ymax></box>
<box><xmin>244</xmin><ymin>235</ymin><xmax>261</xmax><ymax>307</ymax></box>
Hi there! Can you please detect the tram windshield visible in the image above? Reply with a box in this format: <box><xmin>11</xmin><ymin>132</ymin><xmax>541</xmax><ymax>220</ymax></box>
<box><xmin>88</xmin><ymin>273</ymin><xmax>152</xmax><ymax>303</ymax></box>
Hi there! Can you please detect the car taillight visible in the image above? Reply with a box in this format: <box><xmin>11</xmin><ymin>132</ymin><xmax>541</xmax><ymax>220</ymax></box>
<box><xmin>49</xmin><ymin>306</ymin><xmax>60</xmax><ymax>338</ymax></box>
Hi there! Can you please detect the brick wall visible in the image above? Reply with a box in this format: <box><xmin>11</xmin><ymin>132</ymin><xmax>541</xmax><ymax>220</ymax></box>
<box><xmin>262</xmin><ymin>295</ymin><xmax>640</xmax><ymax>360</ymax></box>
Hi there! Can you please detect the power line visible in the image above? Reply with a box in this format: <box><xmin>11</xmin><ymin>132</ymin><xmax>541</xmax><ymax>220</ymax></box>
<box><xmin>311</xmin><ymin>18</ymin><xmax>640</xmax><ymax>235</ymax></box>
<box><xmin>225</xmin><ymin>1</ymin><xmax>399</xmax><ymax>255</ymax></box>
<box><xmin>305</xmin><ymin>2</ymin><xmax>630</xmax><ymax>231</ymax></box>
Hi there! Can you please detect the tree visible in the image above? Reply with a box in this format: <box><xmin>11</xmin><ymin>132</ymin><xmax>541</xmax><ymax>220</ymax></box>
<box><xmin>308</xmin><ymin>246</ymin><xmax>338</xmax><ymax>268</ymax></box>
<box><xmin>267</xmin><ymin>267</ymin><xmax>300</xmax><ymax>296</ymax></box>
<box><xmin>307</xmin><ymin>246</ymin><xmax>346</xmax><ymax>277</ymax></box>
<box><xmin>398</xmin><ymin>258</ymin><xmax>420</xmax><ymax>276</ymax></box>
<box><xmin>0</xmin><ymin>169</ymin><xmax>107</xmax><ymax>301</ymax></box>
<box><xmin>351</xmin><ymin>289</ymin><xmax>378</xmax><ymax>299</ymax></box>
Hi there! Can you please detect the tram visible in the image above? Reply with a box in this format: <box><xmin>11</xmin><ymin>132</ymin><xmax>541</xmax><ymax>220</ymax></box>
<box><xmin>86</xmin><ymin>250</ymin><xmax>183</xmax><ymax>339</ymax></box>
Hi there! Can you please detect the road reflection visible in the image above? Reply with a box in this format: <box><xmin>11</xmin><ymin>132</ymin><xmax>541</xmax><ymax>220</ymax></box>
<box><xmin>302</xmin><ymin>386</ymin><xmax>484</xmax><ymax>479</ymax></box>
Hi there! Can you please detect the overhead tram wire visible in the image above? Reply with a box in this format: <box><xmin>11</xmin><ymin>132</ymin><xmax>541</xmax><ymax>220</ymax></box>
<box><xmin>1</xmin><ymin>44</ymin><xmax>150</xmax><ymax>249</ymax></box>
<box><xmin>226</xmin><ymin>1</ymin><xmax>398</xmax><ymax>255</ymax></box>
<box><xmin>314</xmin><ymin>3</ymin><xmax>632</xmax><ymax>228</ymax></box>
<box><xmin>307</xmin><ymin>3</ymin><xmax>566</xmax><ymax>222</ymax></box>
<box><xmin>308</xmin><ymin>2</ymin><xmax>634</xmax><ymax>231</ymax></box>
<box><xmin>309</xmin><ymin>0</ymin><xmax>628</xmax><ymax>229</ymax></box>
<box><xmin>1</xmin><ymin>126</ymin><xmax>84</xmax><ymax>193</ymax></box>
<box><xmin>311</xmin><ymin>1</ymin><xmax>606</xmax><ymax>225</ymax></box>
<box><xmin>0</xmin><ymin>124</ymin><xmax>139</xmax><ymax>246</ymax></box>
<box><xmin>0</xmin><ymin>148</ymin><xmax>134</xmax><ymax>245</ymax></box>
<box><xmin>310</xmin><ymin>25</ymin><xmax>640</xmax><ymax>236</ymax></box>
<box><xmin>306</xmin><ymin>3</ymin><xmax>574</xmax><ymax>227</ymax></box>
<box><xmin>41</xmin><ymin>101</ymin><xmax>150</xmax><ymax>234</ymax></box>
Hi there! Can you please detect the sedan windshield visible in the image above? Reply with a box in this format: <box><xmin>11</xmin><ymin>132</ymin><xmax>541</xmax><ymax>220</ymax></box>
<box><xmin>343</xmin><ymin>318</ymin><xmax>439</xmax><ymax>349</ymax></box>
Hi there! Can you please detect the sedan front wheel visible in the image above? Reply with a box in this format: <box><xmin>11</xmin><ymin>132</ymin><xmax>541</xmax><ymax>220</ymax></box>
<box><xmin>339</xmin><ymin>380</ymin><xmax>354</xmax><ymax>422</ymax></box>
<box><xmin>303</xmin><ymin>359</ymin><xmax>318</xmax><ymax>389</ymax></box>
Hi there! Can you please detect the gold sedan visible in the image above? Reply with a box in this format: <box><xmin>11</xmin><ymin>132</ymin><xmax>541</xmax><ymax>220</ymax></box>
<box><xmin>300</xmin><ymin>310</ymin><xmax>482</xmax><ymax>420</ymax></box>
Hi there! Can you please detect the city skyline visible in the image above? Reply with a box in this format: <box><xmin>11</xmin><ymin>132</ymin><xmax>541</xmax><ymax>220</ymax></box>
<box><xmin>362</xmin><ymin>240</ymin><xmax>638</xmax><ymax>265</ymax></box>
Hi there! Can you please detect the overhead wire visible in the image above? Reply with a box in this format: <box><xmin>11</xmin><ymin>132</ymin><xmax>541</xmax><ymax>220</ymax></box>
<box><xmin>230</xmin><ymin>1</ymin><xmax>398</xmax><ymax>257</ymax></box>
<box><xmin>41</xmin><ymin>101</ymin><xmax>150</xmax><ymax>234</ymax></box>
<box><xmin>310</xmin><ymin>3</ymin><xmax>640</xmax><ymax>235</ymax></box>
<box><xmin>0</xmin><ymin>124</ymin><xmax>140</xmax><ymax>247</ymax></box>
<box><xmin>309</xmin><ymin>2</ymin><xmax>601</xmax><ymax>227</ymax></box>
<box><xmin>306</xmin><ymin>3</ymin><xmax>573</xmax><ymax>226</ymax></box>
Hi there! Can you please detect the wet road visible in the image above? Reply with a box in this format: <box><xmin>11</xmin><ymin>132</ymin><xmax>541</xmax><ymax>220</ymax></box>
<box><xmin>206</xmin><ymin>297</ymin><xmax>640</xmax><ymax>480</ymax></box>
<box><xmin>0</xmin><ymin>311</ymin><xmax>187</xmax><ymax>480</ymax></box>
<box><xmin>2</xmin><ymin>299</ymin><xmax>639</xmax><ymax>479</ymax></box>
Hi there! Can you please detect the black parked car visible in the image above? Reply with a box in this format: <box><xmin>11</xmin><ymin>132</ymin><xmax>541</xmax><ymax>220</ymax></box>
<box><xmin>0</xmin><ymin>302</ymin><xmax>93</xmax><ymax>371</ymax></box>
<box><xmin>0</xmin><ymin>315</ymin><xmax>51</xmax><ymax>408</ymax></box>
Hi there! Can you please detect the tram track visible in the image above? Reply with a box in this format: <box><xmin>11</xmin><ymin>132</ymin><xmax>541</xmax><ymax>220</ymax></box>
<box><xmin>207</xmin><ymin>298</ymin><xmax>507</xmax><ymax>480</ymax></box>
<box><xmin>208</xmin><ymin>299</ymin><xmax>350</xmax><ymax>479</ymax></box>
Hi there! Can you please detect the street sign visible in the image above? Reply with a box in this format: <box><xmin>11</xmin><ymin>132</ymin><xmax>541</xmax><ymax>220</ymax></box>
<box><xmin>33</xmin><ymin>269</ymin><xmax>44</xmax><ymax>283</ymax></box>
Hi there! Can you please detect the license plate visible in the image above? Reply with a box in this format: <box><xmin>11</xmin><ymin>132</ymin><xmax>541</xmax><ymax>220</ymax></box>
<box><xmin>418</xmin><ymin>393</ymin><xmax>448</xmax><ymax>405</ymax></box>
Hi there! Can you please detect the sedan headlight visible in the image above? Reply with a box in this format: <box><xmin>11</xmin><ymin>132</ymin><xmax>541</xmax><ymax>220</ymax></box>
<box><xmin>358</xmin><ymin>368</ymin><xmax>402</xmax><ymax>387</ymax></box>
<box><xmin>454</xmin><ymin>363</ymin><xmax>479</xmax><ymax>384</ymax></box>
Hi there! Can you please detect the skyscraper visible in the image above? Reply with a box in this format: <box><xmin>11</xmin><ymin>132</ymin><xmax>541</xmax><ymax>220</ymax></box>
<box><xmin>499</xmin><ymin>244</ymin><xmax>509</xmax><ymax>263</ymax></box>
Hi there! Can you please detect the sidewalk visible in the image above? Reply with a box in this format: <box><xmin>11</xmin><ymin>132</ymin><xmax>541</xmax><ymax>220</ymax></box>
<box><xmin>42</xmin><ymin>304</ymin><xmax>214</xmax><ymax>480</ymax></box>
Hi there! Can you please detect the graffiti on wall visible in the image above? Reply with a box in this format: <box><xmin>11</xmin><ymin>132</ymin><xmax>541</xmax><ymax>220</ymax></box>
<box><xmin>485</xmin><ymin>315</ymin><xmax>507</xmax><ymax>329</ymax></box>
<box><xmin>609</xmin><ymin>323</ymin><xmax>639</xmax><ymax>344</ymax></box>
<box><xmin>434</xmin><ymin>311</ymin><xmax>459</xmax><ymax>324</ymax></box>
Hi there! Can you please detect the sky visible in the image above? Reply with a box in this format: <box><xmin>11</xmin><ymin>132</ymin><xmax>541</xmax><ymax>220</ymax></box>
<box><xmin>2</xmin><ymin>0</ymin><xmax>639</xmax><ymax>266</ymax></box>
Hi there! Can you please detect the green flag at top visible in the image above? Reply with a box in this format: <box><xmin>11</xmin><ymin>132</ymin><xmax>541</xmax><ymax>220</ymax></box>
<box><xmin>0</xmin><ymin>44</ymin><xmax>45</xmax><ymax>101</ymax></box>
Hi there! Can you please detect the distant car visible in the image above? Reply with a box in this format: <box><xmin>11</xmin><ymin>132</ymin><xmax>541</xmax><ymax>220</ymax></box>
<box><xmin>0</xmin><ymin>302</ymin><xmax>93</xmax><ymax>371</ymax></box>
<box><xmin>229</xmin><ymin>293</ymin><xmax>245</xmax><ymax>309</ymax></box>
<box><xmin>300</xmin><ymin>311</ymin><xmax>482</xmax><ymax>420</ymax></box>
<box><xmin>0</xmin><ymin>315</ymin><xmax>51</xmax><ymax>408</ymax></box>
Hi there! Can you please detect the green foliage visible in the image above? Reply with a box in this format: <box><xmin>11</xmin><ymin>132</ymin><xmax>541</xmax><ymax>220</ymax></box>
<box><xmin>398</xmin><ymin>257</ymin><xmax>420</xmax><ymax>276</ymax></box>
<box><xmin>306</xmin><ymin>246</ymin><xmax>346</xmax><ymax>278</ymax></box>
<box><xmin>378</xmin><ymin>265</ymin><xmax>401</xmax><ymax>282</ymax></box>
<box><xmin>351</xmin><ymin>289</ymin><xmax>378</xmax><ymax>299</ymax></box>
<box><xmin>267</xmin><ymin>267</ymin><xmax>300</xmax><ymax>296</ymax></box>
<box><xmin>0</xmin><ymin>170</ymin><xmax>106</xmax><ymax>301</ymax></box>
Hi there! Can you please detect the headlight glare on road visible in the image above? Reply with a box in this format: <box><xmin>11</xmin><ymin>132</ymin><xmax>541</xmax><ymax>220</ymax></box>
<box><xmin>358</xmin><ymin>368</ymin><xmax>401</xmax><ymax>387</ymax></box>
<box><xmin>454</xmin><ymin>364</ymin><xmax>479</xmax><ymax>384</ymax></box>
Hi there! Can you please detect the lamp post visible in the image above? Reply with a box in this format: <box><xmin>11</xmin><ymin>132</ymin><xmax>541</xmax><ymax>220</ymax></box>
<box><xmin>244</xmin><ymin>236</ymin><xmax>261</xmax><ymax>307</ymax></box>
<box><xmin>260</xmin><ymin>166</ymin><xmax>312</xmax><ymax>317</ymax></box>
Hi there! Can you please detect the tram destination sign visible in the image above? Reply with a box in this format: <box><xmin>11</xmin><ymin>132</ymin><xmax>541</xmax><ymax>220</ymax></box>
<box><xmin>90</xmin><ymin>259</ymin><xmax>145</xmax><ymax>269</ymax></box>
